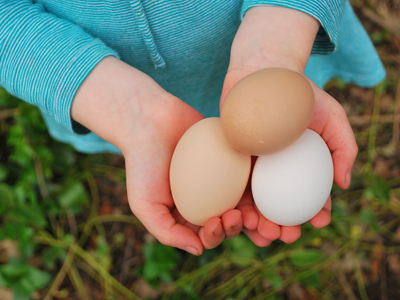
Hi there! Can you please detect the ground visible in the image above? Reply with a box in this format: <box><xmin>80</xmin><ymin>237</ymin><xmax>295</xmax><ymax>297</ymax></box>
<box><xmin>0</xmin><ymin>0</ymin><xmax>400</xmax><ymax>299</ymax></box>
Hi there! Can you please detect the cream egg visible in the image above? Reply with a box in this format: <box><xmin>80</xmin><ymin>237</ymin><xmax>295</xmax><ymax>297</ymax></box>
<box><xmin>170</xmin><ymin>117</ymin><xmax>251</xmax><ymax>226</ymax></box>
<box><xmin>251</xmin><ymin>129</ymin><xmax>333</xmax><ymax>226</ymax></box>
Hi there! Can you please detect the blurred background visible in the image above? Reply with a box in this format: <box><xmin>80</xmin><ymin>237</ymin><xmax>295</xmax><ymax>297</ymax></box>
<box><xmin>0</xmin><ymin>0</ymin><xmax>399</xmax><ymax>299</ymax></box>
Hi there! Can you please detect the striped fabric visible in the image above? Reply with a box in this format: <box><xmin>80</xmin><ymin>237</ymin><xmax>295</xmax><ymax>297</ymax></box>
<box><xmin>0</xmin><ymin>0</ymin><xmax>385</xmax><ymax>154</ymax></box>
<box><xmin>129</xmin><ymin>0</ymin><xmax>166</xmax><ymax>69</ymax></box>
<box><xmin>0</xmin><ymin>0</ymin><xmax>120</xmax><ymax>134</ymax></box>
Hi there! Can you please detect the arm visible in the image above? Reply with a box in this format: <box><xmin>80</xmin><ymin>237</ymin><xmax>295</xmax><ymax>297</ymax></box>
<box><xmin>1</xmin><ymin>1</ymin><xmax>243</xmax><ymax>254</ymax></box>
<box><xmin>71</xmin><ymin>57</ymin><xmax>245</xmax><ymax>255</ymax></box>
<box><xmin>222</xmin><ymin>5</ymin><xmax>357</xmax><ymax>246</ymax></box>
<box><xmin>240</xmin><ymin>0</ymin><xmax>347</xmax><ymax>54</ymax></box>
<box><xmin>0</xmin><ymin>0</ymin><xmax>118</xmax><ymax>132</ymax></box>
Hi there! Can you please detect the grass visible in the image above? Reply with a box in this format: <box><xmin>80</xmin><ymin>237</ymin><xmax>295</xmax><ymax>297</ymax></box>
<box><xmin>0</xmin><ymin>0</ymin><xmax>400</xmax><ymax>299</ymax></box>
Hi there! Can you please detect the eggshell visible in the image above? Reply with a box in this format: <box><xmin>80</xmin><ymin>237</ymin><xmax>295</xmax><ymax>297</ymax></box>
<box><xmin>170</xmin><ymin>118</ymin><xmax>251</xmax><ymax>226</ymax></box>
<box><xmin>221</xmin><ymin>68</ymin><xmax>314</xmax><ymax>155</ymax></box>
<box><xmin>251</xmin><ymin>129</ymin><xmax>333</xmax><ymax>226</ymax></box>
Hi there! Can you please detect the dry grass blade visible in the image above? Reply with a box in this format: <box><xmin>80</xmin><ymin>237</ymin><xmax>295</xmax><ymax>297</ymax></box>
<box><xmin>0</xmin><ymin>108</ymin><xmax>19</xmax><ymax>119</ymax></box>
<box><xmin>67</xmin><ymin>264</ymin><xmax>91</xmax><ymax>300</ymax></box>
<box><xmin>364</xmin><ymin>85</ymin><xmax>383</xmax><ymax>175</ymax></box>
<box><xmin>35</xmin><ymin>235</ymin><xmax>142</xmax><ymax>300</ymax></box>
<box><xmin>44</xmin><ymin>246</ymin><xmax>77</xmax><ymax>300</ymax></box>
<box><xmin>338</xmin><ymin>267</ymin><xmax>358</xmax><ymax>300</ymax></box>
<box><xmin>392</xmin><ymin>77</ymin><xmax>400</xmax><ymax>144</ymax></box>
<box><xmin>351</xmin><ymin>251</ymin><xmax>369</xmax><ymax>300</ymax></box>
<box><xmin>362</xmin><ymin>2</ymin><xmax>400</xmax><ymax>39</ymax></box>
<box><xmin>348</xmin><ymin>113</ymin><xmax>400</xmax><ymax>126</ymax></box>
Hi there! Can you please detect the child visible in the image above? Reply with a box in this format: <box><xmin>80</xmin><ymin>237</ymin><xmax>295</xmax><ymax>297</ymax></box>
<box><xmin>0</xmin><ymin>0</ymin><xmax>385</xmax><ymax>255</ymax></box>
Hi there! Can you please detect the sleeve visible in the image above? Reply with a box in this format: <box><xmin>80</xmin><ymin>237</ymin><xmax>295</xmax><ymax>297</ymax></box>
<box><xmin>0</xmin><ymin>0</ymin><xmax>120</xmax><ymax>134</ymax></box>
<box><xmin>241</xmin><ymin>0</ymin><xmax>347</xmax><ymax>55</ymax></box>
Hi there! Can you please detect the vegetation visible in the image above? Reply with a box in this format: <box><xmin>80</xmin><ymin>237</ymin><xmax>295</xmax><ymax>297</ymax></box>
<box><xmin>0</xmin><ymin>0</ymin><xmax>399</xmax><ymax>299</ymax></box>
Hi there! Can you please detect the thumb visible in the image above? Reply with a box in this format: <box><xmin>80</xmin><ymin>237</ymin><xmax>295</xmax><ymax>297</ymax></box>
<box><xmin>308</xmin><ymin>82</ymin><xmax>358</xmax><ymax>189</ymax></box>
<box><xmin>130</xmin><ymin>199</ymin><xmax>204</xmax><ymax>256</ymax></box>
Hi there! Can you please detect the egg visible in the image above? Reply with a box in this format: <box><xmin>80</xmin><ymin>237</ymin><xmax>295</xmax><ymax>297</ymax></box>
<box><xmin>220</xmin><ymin>68</ymin><xmax>314</xmax><ymax>155</ymax></box>
<box><xmin>170</xmin><ymin>117</ymin><xmax>251</xmax><ymax>226</ymax></box>
<box><xmin>251</xmin><ymin>129</ymin><xmax>333</xmax><ymax>226</ymax></box>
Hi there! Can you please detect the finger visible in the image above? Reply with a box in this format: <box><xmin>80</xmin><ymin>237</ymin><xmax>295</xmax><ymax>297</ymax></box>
<box><xmin>221</xmin><ymin>209</ymin><xmax>243</xmax><ymax>239</ymax></box>
<box><xmin>198</xmin><ymin>217</ymin><xmax>225</xmax><ymax>249</ymax></box>
<box><xmin>236</xmin><ymin>186</ymin><xmax>259</xmax><ymax>231</ymax></box>
<box><xmin>243</xmin><ymin>228</ymin><xmax>272</xmax><ymax>247</ymax></box>
<box><xmin>331</xmin><ymin>138</ymin><xmax>358</xmax><ymax>189</ymax></box>
<box><xmin>279</xmin><ymin>225</ymin><xmax>302</xmax><ymax>244</ymax></box>
<box><xmin>132</xmin><ymin>201</ymin><xmax>203</xmax><ymax>256</ymax></box>
<box><xmin>309</xmin><ymin>196</ymin><xmax>332</xmax><ymax>229</ymax></box>
<box><xmin>258</xmin><ymin>215</ymin><xmax>281</xmax><ymax>241</ymax></box>
<box><xmin>308</xmin><ymin>83</ymin><xmax>358</xmax><ymax>189</ymax></box>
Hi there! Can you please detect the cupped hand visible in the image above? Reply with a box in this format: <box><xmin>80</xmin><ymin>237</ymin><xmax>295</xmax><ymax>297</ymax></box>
<box><xmin>123</xmin><ymin>97</ymin><xmax>244</xmax><ymax>255</ymax></box>
<box><xmin>219</xmin><ymin>5</ymin><xmax>358</xmax><ymax>247</ymax></box>
<box><xmin>221</xmin><ymin>67</ymin><xmax>357</xmax><ymax>247</ymax></box>
<box><xmin>71</xmin><ymin>57</ymin><xmax>243</xmax><ymax>255</ymax></box>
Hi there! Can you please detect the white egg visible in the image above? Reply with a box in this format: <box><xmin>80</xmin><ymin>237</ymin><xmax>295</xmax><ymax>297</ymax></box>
<box><xmin>251</xmin><ymin>129</ymin><xmax>334</xmax><ymax>226</ymax></box>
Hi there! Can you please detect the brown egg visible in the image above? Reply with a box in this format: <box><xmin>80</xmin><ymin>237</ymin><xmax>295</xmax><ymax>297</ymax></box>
<box><xmin>220</xmin><ymin>68</ymin><xmax>315</xmax><ymax>155</ymax></box>
<box><xmin>170</xmin><ymin>117</ymin><xmax>251</xmax><ymax>226</ymax></box>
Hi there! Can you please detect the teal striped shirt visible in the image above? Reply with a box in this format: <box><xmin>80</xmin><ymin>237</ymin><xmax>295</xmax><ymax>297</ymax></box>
<box><xmin>0</xmin><ymin>0</ymin><xmax>385</xmax><ymax>153</ymax></box>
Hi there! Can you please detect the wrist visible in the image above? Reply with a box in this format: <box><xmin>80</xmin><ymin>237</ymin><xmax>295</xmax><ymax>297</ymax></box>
<box><xmin>71</xmin><ymin>57</ymin><xmax>172</xmax><ymax>151</ymax></box>
<box><xmin>231</xmin><ymin>5</ymin><xmax>320</xmax><ymax>73</ymax></box>
<box><xmin>71</xmin><ymin>56</ymin><xmax>204</xmax><ymax>156</ymax></box>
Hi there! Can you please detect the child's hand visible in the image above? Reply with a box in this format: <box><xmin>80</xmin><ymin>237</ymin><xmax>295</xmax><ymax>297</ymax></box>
<box><xmin>122</xmin><ymin>100</ymin><xmax>244</xmax><ymax>255</ymax></box>
<box><xmin>221</xmin><ymin>6</ymin><xmax>358</xmax><ymax>246</ymax></box>
<box><xmin>71</xmin><ymin>57</ymin><xmax>243</xmax><ymax>255</ymax></box>
<box><xmin>225</xmin><ymin>77</ymin><xmax>355</xmax><ymax>246</ymax></box>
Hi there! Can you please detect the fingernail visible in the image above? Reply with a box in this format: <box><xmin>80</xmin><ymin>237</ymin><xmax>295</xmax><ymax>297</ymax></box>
<box><xmin>213</xmin><ymin>225</ymin><xmax>224</xmax><ymax>237</ymax></box>
<box><xmin>185</xmin><ymin>246</ymin><xmax>199</xmax><ymax>256</ymax></box>
<box><xmin>232</xmin><ymin>221</ymin><xmax>242</xmax><ymax>230</ymax></box>
<box><xmin>346</xmin><ymin>171</ymin><xmax>352</xmax><ymax>187</ymax></box>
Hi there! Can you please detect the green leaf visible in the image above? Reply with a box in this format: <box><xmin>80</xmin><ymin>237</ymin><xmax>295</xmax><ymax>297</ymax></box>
<box><xmin>224</xmin><ymin>234</ymin><xmax>258</xmax><ymax>267</ymax></box>
<box><xmin>0</xmin><ymin>271</ymin><xmax>7</xmax><ymax>287</ymax></box>
<box><xmin>58</xmin><ymin>182</ymin><xmax>88</xmax><ymax>213</ymax></box>
<box><xmin>7</xmin><ymin>124</ymin><xmax>34</xmax><ymax>167</ymax></box>
<box><xmin>143</xmin><ymin>259</ymin><xmax>161</xmax><ymax>281</ymax></box>
<box><xmin>335</xmin><ymin>78</ymin><xmax>348</xmax><ymax>90</ymax></box>
<box><xmin>264</xmin><ymin>272</ymin><xmax>283</xmax><ymax>288</ymax></box>
<box><xmin>42</xmin><ymin>246</ymin><xmax>67</xmax><ymax>270</ymax></box>
<box><xmin>142</xmin><ymin>243</ymin><xmax>179</xmax><ymax>284</ymax></box>
<box><xmin>52</xmin><ymin>145</ymin><xmax>77</xmax><ymax>173</ymax></box>
<box><xmin>113</xmin><ymin>233</ymin><xmax>125</xmax><ymax>246</ymax></box>
<box><xmin>363</xmin><ymin>174</ymin><xmax>390</xmax><ymax>205</ymax></box>
<box><xmin>289</xmin><ymin>249</ymin><xmax>324</xmax><ymax>266</ymax></box>
<box><xmin>13</xmin><ymin>281</ymin><xmax>32</xmax><ymax>300</ymax></box>
<box><xmin>0</xmin><ymin>88</ymin><xmax>13</xmax><ymax>106</ymax></box>
<box><xmin>228</xmin><ymin>234</ymin><xmax>258</xmax><ymax>258</ymax></box>
<box><xmin>25</xmin><ymin>266</ymin><xmax>52</xmax><ymax>290</ymax></box>
<box><xmin>41</xmin><ymin>197</ymin><xmax>61</xmax><ymax>215</ymax></box>
<box><xmin>370</xmin><ymin>29</ymin><xmax>389</xmax><ymax>44</ymax></box>
<box><xmin>8</xmin><ymin>204</ymin><xmax>47</xmax><ymax>228</ymax></box>
<box><xmin>94</xmin><ymin>235</ymin><xmax>112</xmax><ymax>272</ymax></box>
<box><xmin>301</xmin><ymin>271</ymin><xmax>320</xmax><ymax>288</ymax></box>
<box><xmin>18</xmin><ymin>227</ymin><xmax>35</xmax><ymax>258</ymax></box>
<box><xmin>0</xmin><ymin>258</ymin><xmax>51</xmax><ymax>300</ymax></box>
<box><xmin>0</xmin><ymin>183</ymin><xmax>15</xmax><ymax>215</ymax></box>
<box><xmin>360</xmin><ymin>208</ymin><xmax>379</xmax><ymax>231</ymax></box>
<box><xmin>0</xmin><ymin>164</ymin><xmax>8</xmax><ymax>181</ymax></box>
<box><xmin>63</xmin><ymin>234</ymin><xmax>75</xmax><ymax>245</ymax></box>
<box><xmin>0</xmin><ymin>263</ymin><xmax>25</xmax><ymax>285</ymax></box>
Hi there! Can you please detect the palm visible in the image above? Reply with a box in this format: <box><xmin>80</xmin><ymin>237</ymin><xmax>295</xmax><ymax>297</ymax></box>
<box><xmin>124</xmin><ymin>100</ymin><xmax>244</xmax><ymax>254</ymax></box>
<box><xmin>221</xmin><ymin>68</ymin><xmax>357</xmax><ymax>246</ymax></box>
